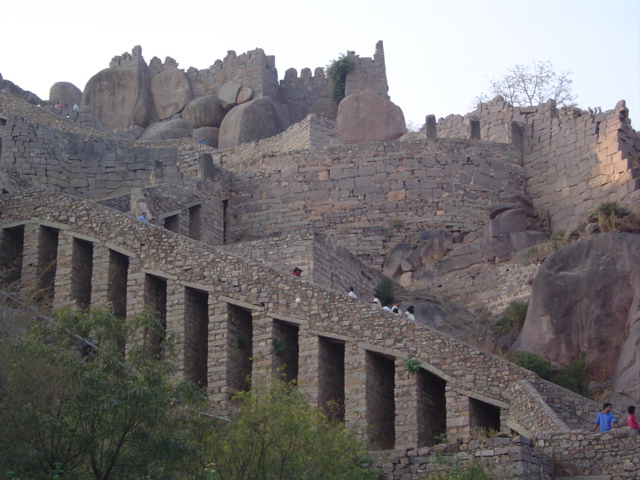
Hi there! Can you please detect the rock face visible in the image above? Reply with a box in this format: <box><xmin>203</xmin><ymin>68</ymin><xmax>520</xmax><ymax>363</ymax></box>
<box><xmin>150</xmin><ymin>67</ymin><xmax>192</xmax><ymax>120</ymax></box>
<box><xmin>82</xmin><ymin>68</ymin><xmax>152</xmax><ymax>131</ymax></box>
<box><xmin>516</xmin><ymin>233</ymin><xmax>640</xmax><ymax>400</ymax></box>
<box><xmin>182</xmin><ymin>95</ymin><xmax>224</xmax><ymax>129</ymax></box>
<box><xmin>193</xmin><ymin>127</ymin><xmax>219</xmax><ymax>148</ymax></box>
<box><xmin>139</xmin><ymin>119</ymin><xmax>192</xmax><ymax>141</ymax></box>
<box><xmin>218</xmin><ymin>97</ymin><xmax>291</xmax><ymax>149</ymax></box>
<box><xmin>49</xmin><ymin>82</ymin><xmax>82</xmax><ymax>107</ymax></box>
<box><xmin>308</xmin><ymin>98</ymin><xmax>338</xmax><ymax>120</ymax></box>
<box><xmin>337</xmin><ymin>90</ymin><xmax>406</xmax><ymax>144</ymax></box>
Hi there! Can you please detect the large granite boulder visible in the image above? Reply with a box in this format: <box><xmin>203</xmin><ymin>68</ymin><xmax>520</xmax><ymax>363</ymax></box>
<box><xmin>82</xmin><ymin>68</ymin><xmax>152</xmax><ymax>131</ymax></box>
<box><xmin>139</xmin><ymin>119</ymin><xmax>192</xmax><ymax>141</ymax></box>
<box><xmin>49</xmin><ymin>82</ymin><xmax>82</xmax><ymax>107</ymax></box>
<box><xmin>218</xmin><ymin>82</ymin><xmax>242</xmax><ymax>110</ymax></box>
<box><xmin>308</xmin><ymin>98</ymin><xmax>338</xmax><ymax>120</ymax></box>
<box><xmin>182</xmin><ymin>95</ymin><xmax>225</xmax><ymax>128</ymax></box>
<box><xmin>218</xmin><ymin>97</ymin><xmax>291</xmax><ymax>149</ymax></box>
<box><xmin>337</xmin><ymin>90</ymin><xmax>406</xmax><ymax>144</ymax></box>
<box><xmin>515</xmin><ymin>233</ymin><xmax>640</xmax><ymax>400</ymax></box>
<box><xmin>193</xmin><ymin>127</ymin><xmax>219</xmax><ymax>148</ymax></box>
<box><xmin>150</xmin><ymin>67</ymin><xmax>192</xmax><ymax>120</ymax></box>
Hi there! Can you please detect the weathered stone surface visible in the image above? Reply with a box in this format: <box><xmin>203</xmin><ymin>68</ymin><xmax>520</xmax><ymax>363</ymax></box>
<box><xmin>139</xmin><ymin>118</ymin><xmax>192</xmax><ymax>141</ymax></box>
<box><xmin>49</xmin><ymin>82</ymin><xmax>82</xmax><ymax>107</ymax></box>
<box><xmin>411</xmin><ymin>230</ymin><xmax>453</xmax><ymax>263</ymax></box>
<box><xmin>218</xmin><ymin>97</ymin><xmax>291</xmax><ymax>149</ymax></box>
<box><xmin>236</xmin><ymin>86</ymin><xmax>253</xmax><ymax>105</ymax></box>
<box><xmin>337</xmin><ymin>90</ymin><xmax>406</xmax><ymax>144</ymax></box>
<box><xmin>487</xmin><ymin>209</ymin><xmax>529</xmax><ymax>238</ymax></box>
<box><xmin>308</xmin><ymin>98</ymin><xmax>338</xmax><ymax>120</ymax></box>
<box><xmin>218</xmin><ymin>82</ymin><xmax>242</xmax><ymax>110</ymax></box>
<box><xmin>516</xmin><ymin>233</ymin><xmax>640</xmax><ymax>400</ymax></box>
<box><xmin>150</xmin><ymin>67</ymin><xmax>192</xmax><ymax>120</ymax></box>
<box><xmin>193</xmin><ymin>126</ymin><xmax>219</xmax><ymax>148</ymax></box>
<box><xmin>182</xmin><ymin>95</ymin><xmax>224</xmax><ymax>128</ymax></box>
<box><xmin>82</xmin><ymin>67</ymin><xmax>152</xmax><ymax>131</ymax></box>
<box><xmin>383</xmin><ymin>242</ymin><xmax>413</xmax><ymax>277</ymax></box>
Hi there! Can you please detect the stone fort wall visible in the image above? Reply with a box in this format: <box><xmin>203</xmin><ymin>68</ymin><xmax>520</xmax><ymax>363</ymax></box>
<box><xmin>221</xmin><ymin>138</ymin><xmax>524</xmax><ymax>265</ymax></box>
<box><xmin>436</xmin><ymin>98</ymin><xmax>640</xmax><ymax>232</ymax></box>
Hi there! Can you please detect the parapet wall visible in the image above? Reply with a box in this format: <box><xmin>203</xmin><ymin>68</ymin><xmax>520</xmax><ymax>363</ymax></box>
<box><xmin>436</xmin><ymin>98</ymin><xmax>640</xmax><ymax>232</ymax></box>
<box><xmin>345</xmin><ymin>40</ymin><xmax>389</xmax><ymax>100</ymax></box>
<box><xmin>222</xmin><ymin>138</ymin><xmax>524</xmax><ymax>264</ymax></box>
<box><xmin>279</xmin><ymin>67</ymin><xmax>332</xmax><ymax>123</ymax></box>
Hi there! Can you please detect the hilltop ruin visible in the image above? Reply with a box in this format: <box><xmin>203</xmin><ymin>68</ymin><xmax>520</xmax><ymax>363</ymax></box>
<box><xmin>1</xmin><ymin>42</ymin><xmax>640</xmax><ymax>478</ymax></box>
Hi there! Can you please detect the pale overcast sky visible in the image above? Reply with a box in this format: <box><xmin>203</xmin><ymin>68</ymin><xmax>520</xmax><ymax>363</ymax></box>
<box><xmin>2</xmin><ymin>0</ymin><xmax>639</xmax><ymax>126</ymax></box>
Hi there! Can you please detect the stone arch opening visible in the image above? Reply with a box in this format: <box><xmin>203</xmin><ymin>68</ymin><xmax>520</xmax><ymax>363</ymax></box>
<box><xmin>144</xmin><ymin>273</ymin><xmax>167</xmax><ymax>357</ymax></box>
<box><xmin>71</xmin><ymin>237</ymin><xmax>93</xmax><ymax>309</ymax></box>
<box><xmin>184</xmin><ymin>287</ymin><xmax>209</xmax><ymax>388</ymax></box>
<box><xmin>0</xmin><ymin>225</ymin><xmax>24</xmax><ymax>289</ymax></box>
<box><xmin>227</xmin><ymin>303</ymin><xmax>253</xmax><ymax>393</ymax></box>
<box><xmin>318</xmin><ymin>336</ymin><xmax>345</xmax><ymax>423</ymax></box>
<box><xmin>164</xmin><ymin>214</ymin><xmax>179</xmax><ymax>233</ymax></box>
<box><xmin>272</xmin><ymin>319</ymin><xmax>299</xmax><ymax>383</ymax></box>
<box><xmin>189</xmin><ymin>204</ymin><xmax>202</xmax><ymax>241</ymax></box>
<box><xmin>366</xmin><ymin>350</ymin><xmax>395</xmax><ymax>450</ymax></box>
<box><xmin>37</xmin><ymin>226</ymin><xmax>58</xmax><ymax>308</ymax></box>
<box><xmin>469</xmin><ymin>396</ymin><xmax>501</xmax><ymax>434</ymax></box>
<box><xmin>417</xmin><ymin>368</ymin><xmax>447</xmax><ymax>447</ymax></box>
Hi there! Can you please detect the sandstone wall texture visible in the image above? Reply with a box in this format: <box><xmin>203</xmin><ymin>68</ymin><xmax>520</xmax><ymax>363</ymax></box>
<box><xmin>2</xmin><ymin>191</ymin><xmax>569</xmax><ymax>445</ymax></box>
<box><xmin>222</xmin><ymin>138</ymin><xmax>524</xmax><ymax>265</ymax></box>
<box><xmin>222</xmin><ymin>231</ymin><xmax>385</xmax><ymax>301</ymax></box>
<box><xmin>436</xmin><ymin>98</ymin><xmax>640</xmax><ymax>232</ymax></box>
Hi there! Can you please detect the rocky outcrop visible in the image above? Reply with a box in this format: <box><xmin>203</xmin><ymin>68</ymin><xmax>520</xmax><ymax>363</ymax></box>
<box><xmin>218</xmin><ymin>82</ymin><xmax>242</xmax><ymax>110</ymax></box>
<box><xmin>308</xmin><ymin>98</ymin><xmax>338</xmax><ymax>120</ymax></box>
<box><xmin>182</xmin><ymin>95</ymin><xmax>224</xmax><ymax>128</ymax></box>
<box><xmin>193</xmin><ymin>127</ymin><xmax>219</xmax><ymax>148</ymax></box>
<box><xmin>82</xmin><ymin>47</ymin><xmax>152</xmax><ymax>131</ymax></box>
<box><xmin>49</xmin><ymin>82</ymin><xmax>82</xmax><ymax>107</ymax></box>
<box><xmin>337</xmin><ymin>90</ymin><xmax>406</xmax><ymax>144</ymax></box>
<box><xmin>150</xmin><ymin>67</ymin><xmax>192</xmax><ymax>120</ymax></box>
<box><xmin>218</xmin><ymin>97</ymin><xmax>291</xmax><ymax>149</ymax></box>
<box><xmin>139</xmin><ymin>119</ymin><xmax>192</xmax><ymax>141</ymax></box>
<box><xmin>515</xmin><ymin>233</ymin><xmax>640</xmax><ymax>400</ymax></box>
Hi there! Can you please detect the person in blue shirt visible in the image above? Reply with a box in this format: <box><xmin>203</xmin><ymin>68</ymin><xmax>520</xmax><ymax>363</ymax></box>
<box><xmin>591</xmin><ymin>402</ymin><xmax>617</xmax><ymax>432</ymax></box>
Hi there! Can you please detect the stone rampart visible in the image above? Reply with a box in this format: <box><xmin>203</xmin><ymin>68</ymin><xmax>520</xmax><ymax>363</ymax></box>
<box><xmin>345</xmin><ymin>40</ymin><xmax>389</xmax><ymax>100</ymax></box>
<box><xmin>279</xmin><ymin>67</ymin><xmax>332</xmax><ymax>123</ymax></box>
<box><xmin>436</xmin><ymin>98</ymin><xmax>640</xmax><ymax>232</ymax></box>
<box><xmin>184</xmin><ymin>48</ymin><xmax>280</xmax><ymax>101</ymax></box>
<box><xmin>221</xmin><ymin>138</ymin><xmax>524</xmax><ymax>264</ymax></box>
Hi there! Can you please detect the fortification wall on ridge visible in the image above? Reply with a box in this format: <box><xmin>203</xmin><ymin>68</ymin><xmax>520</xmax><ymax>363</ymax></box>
<box><xmin>345</xmin><ymin>40</ymin><xmax>389</xmax><ymax>100</ymax></box>
<box><xmin>436</xmin><ymin>98</ymin><xmax>640</xmax><ymax>232</ymax></box>
<box><xmin>279</xmin><ymin>67</ymin><xmax>332</xmax><ymax>123</ymax></box>
<box><xmin>222</xmin><ymin>138</ymin><xmax>524</xmax><ymax>264</ymax></box>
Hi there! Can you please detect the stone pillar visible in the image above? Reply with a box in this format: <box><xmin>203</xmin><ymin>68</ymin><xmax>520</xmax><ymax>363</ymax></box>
<box><xmin>165</xmin><ymin>278</ymin><xmax>185</xmax><ymax>376</ymax></box>
<box><xmin>251</xmin><ymin>311</ymin><xmax>274</xmax><ymax>381</ymax></box>
<box><xmin>395</xmin><ymin>358</ymin><xmax>419</xmax><ymax>448</ymax></box>
<box><xmin>91</xmin><ymin>244</ymin><xmax>110</xmax><ymax>306</ymax></box>
<box><xmin>52</xmin><ymin>232</ymin><xmax>75</xmax><ymax>309</ymax></box>
<box><xmin>19</xmin><ymin>222</ymin><xmax>39</xmax><ymax>297</ymax></box>
<box><xmin>446</xmin><ymin>387</ymin><xmax>470</xmax><ymax>436</ymax></box>
<box><xmin>425</xmin><ymin>114</ymin><xmax>437</xmax><ymax>139</ymax></box>
<box><xmin>208</xmin><ymin>299</ymin><xmax>230</xmax><ymax>403</ymax></box>
<box><xmin>344</xmin><ymin>342</ymin><xmax>367</xmax><ymax>439</ymax></box>
<box><xmin>199</xmin><ymin>153</ymin><xmax>215</xmax><ymax>180</ymax></box>
<box><xmin>297</xmin><ymin>323</ymin><xmax>318</xmax><ymax>404</ymax></box>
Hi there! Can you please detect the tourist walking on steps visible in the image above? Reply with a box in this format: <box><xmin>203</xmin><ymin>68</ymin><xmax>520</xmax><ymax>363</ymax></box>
<box><xmin>626</xmin><ymin>405</ymin><xmax>640</xmax><ymax>431</ymax></box>
<box><xmin>405</xmin><ymin>305</ymin><xmax>415</xmax><ymax>321</ymax></box>
<box><xmin>591</xmin><ymin>402</ymin><xmax>617</xmax><ymax>432</ymax></box>
<box><xmin>347</xmin><ymin>287</ymin><xmax>357</xmax><ymax>299</ymax></box>
<box><xmin>391</xmin><ymin>300</ymin><xmax>401</xmax><ymax>314</ymax></box>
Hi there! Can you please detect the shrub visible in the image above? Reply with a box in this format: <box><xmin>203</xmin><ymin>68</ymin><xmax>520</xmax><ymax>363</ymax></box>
<box><xmin>507</xmin><ymin>351</ymin><xmax>554</xmax><ymax>379</ymax></box>
<box><xmin>390</xmin><ymin>219</ymin><xmax>405</xmax><ymax>230</ymax></box>
<box><xmin>326</xmin><ymin>54</ymin><xmax>355</xmax><ymax>104</ymax></box>
<box><xmin>586</xmin><ymin>201</ymin><xmax>638</xmax><ymax>233</ymax></box>
<box><xmin>550</xmin><ymin>352</ymin><xmax>588</xmax><ymax>396</ymax></box>
<box><xmin>374</xmin><ymin>277</ymin><xmax>396</xmax><ymax>307</ymax></box>
<box><xmin>403</xmin><ymin>358</ymin><xmax>421</xmax><ymax>374</ymax></box>
<box><xmin>492</xmin><ymin>301</ymin><xmax>528</xmax><ymax>336</ymax></box>
<box><xmin>423</xmin><ymin>454</ymin><xmax>488</xmax><ymax>480</ymax></box>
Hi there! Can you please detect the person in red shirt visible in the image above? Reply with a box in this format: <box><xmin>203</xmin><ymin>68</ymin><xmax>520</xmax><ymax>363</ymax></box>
<box><xmin>626</xmin><ymin>405</ymin><xmax>640</xmax><ymax>431</ymax></box>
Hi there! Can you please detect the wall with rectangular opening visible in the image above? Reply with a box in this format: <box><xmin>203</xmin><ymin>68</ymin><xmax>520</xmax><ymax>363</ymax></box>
<box><xmin>71</xmin><ymin>237</ymin><xmax>93</xmax><ymax>309</ymax></box>
<box><xmin>417</xmin><ymin>368</ymin><xmax>447</xmax><ymax>447</ymax></box>
<box><xmin>184</xmin><ymin>287</ymin><xmax>209</xmax><ymax>388</ymax></box>
<box><xmin>272</xmin><ymin>319</ymin><xmax>299</xmax><ymax>383</ymax></box>
<box><xmin>108</xmin><ymin>250</ymin><xmax>128</xmax><ymax>320</ymax></box>
<box><xmin>189</xmin><ymin>205</ymin><xmax>202</xmax><ymax>241</ymax></box>
<box><xmin>469</xmin><ymin>397</ymin><xmax>501</xmax><ymax>434</ymax></box>
<box><xmin>318</xmin><ymin>336</ymin><xmax>345</xmax><ymax>423</ymax></box>
<box><xmin>0</xmin><ymin>225</ymin><xmax>25</xmax><ymax>288</ymax></box>
<box><xmin>227</xmin><ymin>303</ymin><xmax>253</xmax><ymax>392</ymax></box>
<box><xmin>144</xmin><ymin>274</ymin><xmax>167</xmax><ymax>357</ymax></box>
<box><xmin>164</xmin><ymin>214</ymin><xmax>179</xmax><ymax>233</ymax></box>
<box><xmin>37</xmin><ymin>226</ymin><xmax>59</xmax><ymax>305</ymax></box>
<box><xmin>366</xmin><ymin>350</ymin><xmax>396</xmax><ymax>450</ymax></box>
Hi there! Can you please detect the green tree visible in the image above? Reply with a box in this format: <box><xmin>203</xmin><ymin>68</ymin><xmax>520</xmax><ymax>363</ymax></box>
<box><xmin>326</xmin><ymin>54</ymin><xmax>355</xmax><ymax>105</ymax></box>
<box><xmin>203</xmin><ymin>378</ymin><xmax>376</xmax><ymax>480</ymax></box>
<box><xmin>0</xmin><ymin>307</ymin><xmax>205</xmax><ymax>480</ymax></box>
<box><xmin>472</xmin><ymin>60</ymin><xmax>576</xmax><ymax>108</ymax></box>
